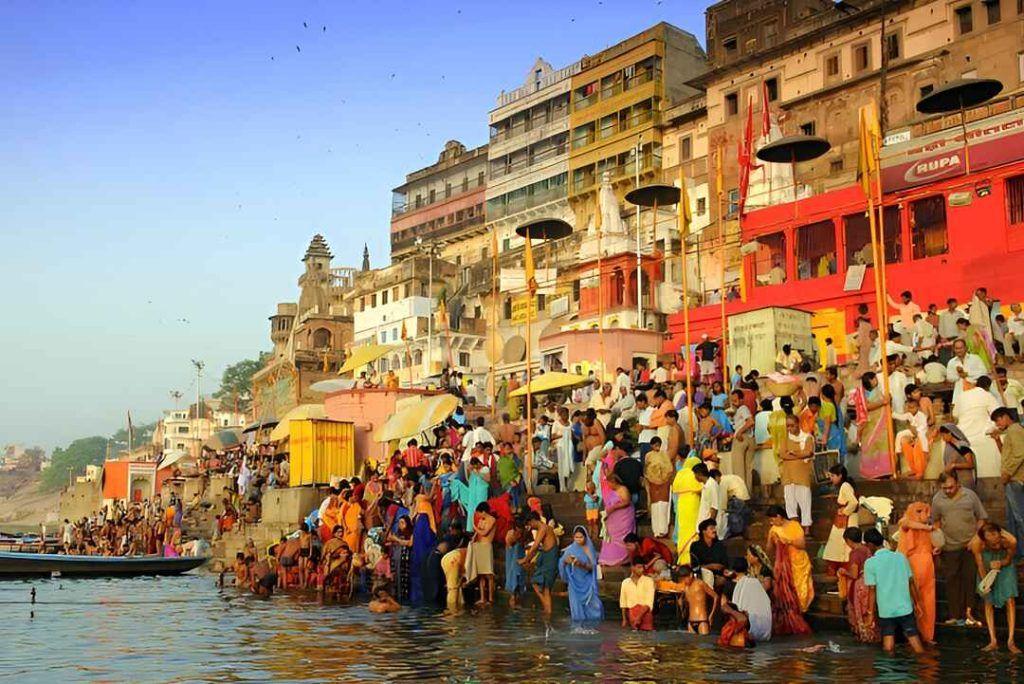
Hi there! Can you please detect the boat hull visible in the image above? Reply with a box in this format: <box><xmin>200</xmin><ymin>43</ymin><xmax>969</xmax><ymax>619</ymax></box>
<box><xmin>0</xmin><ymin>551</ymin><xmax>208</xmax><ymax>578</ymax></box>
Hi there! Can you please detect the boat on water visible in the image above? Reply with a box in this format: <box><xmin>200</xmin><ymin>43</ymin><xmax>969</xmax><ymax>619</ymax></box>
<box><xmin>0</xmin><ymin>551</ymin><xmax>208</xmax><ymax>579</ymax></box>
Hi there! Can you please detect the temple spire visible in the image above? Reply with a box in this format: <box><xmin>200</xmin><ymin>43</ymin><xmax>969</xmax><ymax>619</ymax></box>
<box><xmin>361</xmin><ymin>243</ymin><xmax>370</xmax><ymax>271</ymax></box>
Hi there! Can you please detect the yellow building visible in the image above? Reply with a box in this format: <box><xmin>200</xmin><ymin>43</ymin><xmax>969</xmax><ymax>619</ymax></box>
<box><xmin>567</xmin><ymin>23</ymin><xmax>706</xmax><ymax>226</ymax></box>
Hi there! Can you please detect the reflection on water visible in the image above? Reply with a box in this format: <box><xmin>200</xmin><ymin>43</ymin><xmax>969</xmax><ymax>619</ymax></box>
<box><xmin>0</xmin><ymin>576</ymin><xmax>1018</xmax><ymax>682</ymax></box>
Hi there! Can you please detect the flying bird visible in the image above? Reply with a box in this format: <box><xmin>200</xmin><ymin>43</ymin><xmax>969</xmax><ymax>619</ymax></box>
<box><xmin>296</xmin><ymin>45</ymin><xmax>301</xmax><ymax>53</ymax></box>
<box><xmin>303</xmin><ymin>21</ymin><xmax>308</xmax><ymax>28</ymax></box>
<box><xmin>322</xmin><ymin>25</ymin><xmax>327</xmax><ymax>32</ymax></box>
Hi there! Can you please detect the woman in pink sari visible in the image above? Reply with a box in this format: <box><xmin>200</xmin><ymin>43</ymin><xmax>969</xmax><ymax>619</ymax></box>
<box><xmin>850</xmin><ymin>372</ymin><xmax>892</xmax><ymax>479</ymax></box>
<box><xmin>598</xmin><ymin>474</ymin><xmax>635</xmax><ymax>566</ymax></box>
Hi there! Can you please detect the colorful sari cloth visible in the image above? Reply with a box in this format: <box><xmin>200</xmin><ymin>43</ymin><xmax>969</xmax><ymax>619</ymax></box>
<box><xmin>558</xmin><ymin>526</ymin><xmax>604</xmax><ymax>622</ymax></box>
<box><xmin>410</xmin><ymin>506</ymin><xmax>437</xmax><ymax>604</ymax></box>
<box><xmin>598</xmin><ymin>488</ymin><xmax>635</xmax><ymax>566</ymax></box>
<box><xmin>505</xmin><ymin>542</ymin><xmax>526</xmax><ymax>596</ymax></box>
<box><xmin>449</xmin><ymin>470</ymin><xmax>489</xmax><ymax>532</ymax></box>
<box><xmin>852</xmin><ymin>386</ymin><xmax>893</xmax><ymax>479</ymax></box>
<box><xmin>769</xmin><ymin>520</ymin><xmax>814</xmax><ymax>616</ymax></box>
<box><xmin>845</xmin><ymin>545</ymin><xmax>880</xmax><ymax>643</ymax></box>
<box><xmin>389</xmin><ymin>535</ymin><xmax>412</xmax><ymax>602</ymax></box>
<box><xmin>897</xmin><ymin>502</ymin><xmax>935</xmax><ymax>642</ymax></box>
<box><xmin>340</xmin><ymin>502</ymin><xmax>363</xmax><ymax>558</ymax></box>
<box><xmin>770</xmin><ymin>536</ymin><xmax>812</xmax><ymax>636</ymax></box>
<box><xmin>966</xmin><ymin>324</ymin><xmax>996</xmax><ymax>372</ymax></box>
<box><xmin>672</xmin><ymin>456</ymin><xmax>702</xmax><ymax>564</ymax></box>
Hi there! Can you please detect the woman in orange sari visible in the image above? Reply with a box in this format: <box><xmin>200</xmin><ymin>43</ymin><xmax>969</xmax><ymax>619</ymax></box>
<box><xmin>897</xmin><ymin>501</ymin><xmax>936</xmax><ymax>643</ymax></box>
<box><xmin>339</xmin><ymin>490</ymin><xmax>364</xmax><ymax>558</ymax></box>
<box><xmin>320</xmin><ymin>495</ymin><xmax>342</xmax><ymax>543</ymax></box>
<box><xmin>766</xmin><ymin>505</ymin><xmax>813</xmax><ymax>635</ymax></box>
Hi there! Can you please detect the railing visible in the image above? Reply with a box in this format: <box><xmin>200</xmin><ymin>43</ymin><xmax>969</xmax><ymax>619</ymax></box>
<box><xmin>392</xmin><ymin>175</ymin><xmax>487</xmax><ymax>216</ymax></box>
<box><xmin>573</xmin><ymin>91</ymin><xmax>598</xmax><ymax>111</ymax></box>
<box><xmin>572</xmin><ymin>154</ymin><xmax>662</xmax><ymax>194</ymax></box>
<box><xmin>391</xmin><ymin>214</ymin><xmax>487</xmax><ymax>252</ymax></box>
<box><xmin>571</xmin><ymin>131</ymin><xmax>596</xmax><ymax>150</ymax></box>
<box><xmin>487</xmin><ymin>184</ymin><xmax>567</xmax><ymax>221</ymax></box>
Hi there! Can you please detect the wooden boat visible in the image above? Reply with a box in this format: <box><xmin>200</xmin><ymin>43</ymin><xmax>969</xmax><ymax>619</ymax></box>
<box><xmin>0</xmin><ymin>551</ymin><xmax>208</xmax><ymax>578</ymax></box>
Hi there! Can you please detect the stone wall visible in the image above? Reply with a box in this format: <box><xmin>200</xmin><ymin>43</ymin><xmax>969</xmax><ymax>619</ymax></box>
<box><xmin>261</xmin><ymin>486</ymin><xmax>326</xmax><ymax>527</ymax></box>
<box><xmin>58</xmin><ymin>480</ymin><xmax>103</xmax><ymax>522</ymax></box>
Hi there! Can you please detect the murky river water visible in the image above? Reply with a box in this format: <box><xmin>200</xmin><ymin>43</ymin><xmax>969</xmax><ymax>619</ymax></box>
<box><xmin>0</xmin><ymin>575</ymin><xmax>1019</xmax><ymax>682</ymax></box>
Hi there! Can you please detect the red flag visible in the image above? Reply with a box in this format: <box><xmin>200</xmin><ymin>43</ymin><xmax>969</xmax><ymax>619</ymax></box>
<box><xmin>737</xmin><ymin>95</ymin><xmax>755</xmax><ymax>217</ymax></box>
<box><xmin>761</xmin><ymin>81</ymin><xmax>772</xmax><ymax>141</ymax></box>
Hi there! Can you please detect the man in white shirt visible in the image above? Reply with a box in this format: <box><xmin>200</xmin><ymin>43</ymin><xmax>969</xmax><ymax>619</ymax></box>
<box><xmin>888</xmin><ymin>356</ymin><xmax>909</xmax><ymax>415</ymax></box>
<box><xmin>912</xmin><ymin>314</ymin><xmax>937</xmax><ymax>361</ymax></box>
<box><xmin>937</xmin><ymin>298</ymin><xmax>966</xmax><ymax>342</ymax></box>
<box><xmin>589</xmin><ymin>382</ymin><xmax>614</xmax><ymax>425</ymax></box>
<box><xmin>946</xmin><ymin>339</ymin><xmax>988</xmax><ymax>408</ymax></box>
<box><xmin>997</xmin><ymin>367</ymin><xmax>1024</xmax><ymax>413</ymax></box>
<box><xmin>871</xmin><ymin>332</ymin><xmax>914</xmax><ymax>368</ymax></box>
<box><xmin>620</xmin><ymin>561</ymin><xmax>656</xmax><ymax>631</ymax></box>
<box><xmin>467</xmin><ymin>416</ymin><xmax>496</xmax><ymax>450</ymax></box>
<box><xmin>887</xmin><ymin>290</ymin><xmax>922</xmax><ymax>339</ymax></box>
<box><xmin>731</xmin><ymin>558</ymin><xmax>772</xmax><ymax>641</ymax></box>
<box><xmin>615</xmin><ymin>367</ymin><xmax>631</xmax><ymax>394</ymax></box>
<box><xmin>1005</xmin><ymin>303</ymin><xmax>1024</xmax><ymax>361</ymax></box>
<box><xmin>635</xmin><ymin>394</ymin><xmax>656</xmax><ymax>457</ymax></box>
<box><xmin>611</xmin><ymin>385</ymin><xmax>637</xmax><ymax>427</ymax></box>
<box><xmin>694</xmin><ymin>463</ymin><xmax>725</xmax><ymax>532</ymax></box>
<box><xmin>652</xmin><ymin>361</ymin><xmax>669</xmax><ymax>385</ymax></box>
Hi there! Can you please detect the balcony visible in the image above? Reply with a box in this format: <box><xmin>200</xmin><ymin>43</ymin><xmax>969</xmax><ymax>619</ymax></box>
<box><xmin>392</xmin><ymin>175</ymin><xmax>486</xmax><ymax>217</ymax></box>
<box><xmin>390</xmin><ymin>214</ymin><xmax>488</xmax><ymax>254</ymax></box>
<box><xmin>487</xmin><ymin>184</ymin><xmax>567</xmax><ymax>222</ymax></box>
<box><xmin>571</xmin><ymin>153</ymin><xmax>662</xmax><ymax>195</ymax></box>
<box><xmin>571</xmin><ymin>131</ymin><xmax>596</xmax><ymax>150</ymax></box>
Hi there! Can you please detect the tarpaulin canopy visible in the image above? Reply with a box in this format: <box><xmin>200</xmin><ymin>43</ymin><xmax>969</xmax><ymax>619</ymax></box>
<box><xmin>269</xmin><ymin>403</ymin><xmax>328</xmax><ymax>442</ymax></box>
<box><xmin>338</xmin><ymin>344</ymin><xmax>397</xmax><ymax>375</ymax></box>
<box><xmin>203</xmin><ymin>428</ymin><xmax>244</xmax><ymax>452</ymax></box>
<box><xmin>508</xmin><ymin>372</ymin><xmax>590</xmax><ymax>398</ymax></box>
<box><xmin>373</xmin><ymin>394</ymin><xmax>459</xmax><ymax>443</ymax></box>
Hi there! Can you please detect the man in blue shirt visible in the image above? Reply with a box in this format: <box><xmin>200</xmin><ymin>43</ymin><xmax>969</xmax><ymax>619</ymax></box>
<box><xmin>863</xmin><ymin>528</ymin><xmax>925</xmax><ymax>653</ymax></box>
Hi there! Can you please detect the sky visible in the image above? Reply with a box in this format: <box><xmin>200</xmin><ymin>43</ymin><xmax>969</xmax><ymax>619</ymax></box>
<box><xmin>0</xmin><ymin>0</ymin><xmax>708</xmax><ymax>450</ymax></box>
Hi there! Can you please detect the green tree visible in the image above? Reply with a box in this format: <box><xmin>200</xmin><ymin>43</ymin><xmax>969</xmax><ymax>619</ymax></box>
<box><xmin>111</xmin><ymin>422</ymin><xmax>156</xmax><ymax>447</ymax></box>
<box><xmin>213</xmin><ymin>353</ymin><xmax>269</xmax><ymax>410</ymax></box>
<box><xmin>40</xmin><ymin>436</ymin><xmax>108</xmax><ymax>491</ymax></box>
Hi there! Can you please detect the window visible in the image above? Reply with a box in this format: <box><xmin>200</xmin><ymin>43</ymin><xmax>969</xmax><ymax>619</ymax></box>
<box><xmin>911</xmin><ymin>196</ymin><xmax>949</xmax><ymax>259</ymax></box>
<box><xmin>696</xmin><ymin>197</ymin><xmax>707</xmax><ymax>215</ymax></box>
<box><xmin>393</xmin><ymin>286</ymin><xmax>399</xmax><ymax>301</ymax></box>
<box><xmin>799</xmin><ymin>121</ymin><xmax>816</xmax><ymax>136</ymax></box>
<box><xmin>381</xmin><ymin>290</ymin><xmax>388</xmax><ymax>305</ymax></box>
<box><xmin>1007</xmin><ymin>174</ymin><xmax>1024</xmax><ymax>225</ymax></box>
<box><xmin>458</xmin><ymin>352</ymin><xmax>470</xmax><ymax>367</ymax></box>
<box><xmin>429</xmin><ymin>189</ymin><xmax>436</xmax><ymax>203</ymax></box>
<box><xmin>177</xmin><ymin>426</ymin><xmax>189</xmax><ymax>434</ymax></box>
<box><xmin>370</xmin><ymin>294</ymin><xmax>377</xmax><ymax>307</ymax></box>
<box><xmin>919</xmin><ymin>84</ymin><xmax>934</xmax><ymax>99</ymax></box>
<box><xmin>795</xmin><ymin>220</ymin><xmax>837</xmax><ymax>280</ymax></box>
<box><xmin>885</xmin><ymin>32</ymin><xmax>901</xmax><ymax>61</ymax></box>
<box><xmin>765</xmin><ymin>77</ymin><xmax>779</xmax><ymax>102</ymax></box>
<box><xmin>537</xmin><ymin>294</ymin><xmax>546</xmax><ymax>311</ymax></box>
<box><xmin>844</xmin><ymin>208</ymin><xmax>901</xmax><ymax>269</ymax></box>
<box><xmin>392</xmin><ymin>328</ymin><xmax>398</xmax><ymax>341</ymax></box>
<box><xmin>753</xmin><ymin>232</ymin><xmax>787</xmax><ymax>286</ymax></box>
<box><xmin>478</xmin><ymin>171</ymin><xmax>485</xmax><ymax>186</ymax></box>
<box><xmin>830</xmin><ymin>158</ymin><xmax>844</xmax><ymax>174</ymax></box>
<box><xmin>723</xmin><ymin>36</ymin><xmax>738</xmax><ymax>56</ymax></box>
<box><xmin>445</xmin><ymin>182</ymin><xmax>451</xmax><ymax>198</ymax></box>
<box><xmin>725</xmin><ymin>92</ymin><xmax>739</xmax><ymax>116</ymax></box>
<box><xmin>312</xmin><ymin>328</ymin><xmax>332</xmax><ymax>348</ymax></box>
<box><xmin>826</xmin><ymin>54</ymin><xmax>840</xmax><ymax>78</ymax></box>
<box><xmin>1019</xmin><ymin>52</ymin><xmax>1024</xmax><ymax>83</ymax></box>
<box><xmin>727</xmin><ymin>188</ymin><xmax>740</xmax><ymax>216</ymax></box>
<box><xmin>763</xmin><ymin>20</ymin><xmax>778</xmax><ymax>48</ymax></box>
<box><xmin>680</xmin><ymin>136</ymin><xmax>692</xmax><ymax>161</ymax></box>
<box><xmin>853</xmin><ymin>43</ymin><xmax>870</xmax><ymax>73</ymax></box>
<box><xmin>956</xmin><ymin>4</ymin><xmax>973</xmax><ymax>34</ymax></box>
<box><xmin>572</xmin><ymin>279</ymin><xmax>581</xmax><ymax>302</ymax></box>
<box><xmin>380</xmin><ymin>331</ymin><xmax>387</xmax><ymax>344</ymax></box>
<box><xmin>503</xmin><ymin>297</ymin><xmax>512</xmax><ymax>320</ymax></box>
<box><xmin>985</xmin><ymin>0</ymin><xmax>1001</xmax><ymax>24</ymax></box>
<box><xmin>404</xmin><ymin>283</ymin><xmax>411</xmax><ymax>298</ymax></box>
<box><xmin>600</xmin><ymin>114</ymin><xmax>616</xmax><ymax>139</ymax></box>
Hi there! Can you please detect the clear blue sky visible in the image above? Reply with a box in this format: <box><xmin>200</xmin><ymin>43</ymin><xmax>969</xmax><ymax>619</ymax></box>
<box><xmin>0</xmin><ymin>1</ymin><xmax>707</xmax><ymax>450</ymax></box>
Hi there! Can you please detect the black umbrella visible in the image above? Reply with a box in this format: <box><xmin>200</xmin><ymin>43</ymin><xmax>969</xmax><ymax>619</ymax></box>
<box><xmin>916</xmin><ymin>78</ymin><xmax>1003</xmax><ymax>175</ymax></box>
<box><xmin>515</xmin><ymin>218</ymin><xmax>573</xmax><ymax>240</ymax></box>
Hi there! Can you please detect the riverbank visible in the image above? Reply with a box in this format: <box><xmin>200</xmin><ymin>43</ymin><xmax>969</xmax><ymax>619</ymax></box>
<box><xmin>0</xmin><ymin>476</ymin><xmax>59</xmax><ymax>531</ymax></box>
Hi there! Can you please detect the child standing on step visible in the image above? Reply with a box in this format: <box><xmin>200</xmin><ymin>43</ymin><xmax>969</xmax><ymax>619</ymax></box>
<box><xmin>584</xmin><ymin>481</ymin><xmax>602</xmax><ymax>541</ymax></box>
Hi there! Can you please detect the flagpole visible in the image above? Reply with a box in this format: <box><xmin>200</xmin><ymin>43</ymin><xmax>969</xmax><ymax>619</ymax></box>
<box><xmin>678</xmin><ymin>166</ymin><xmax>695</xmax><ymax>439</ymax></box>
<box><xmin>860</xmin><ymin>105</ymin><xmax>898</xmax><ymax>478</ymax></box>
<box><xmin>716</xmin><ymin>144</ymin><xmax>728</xmax><ymax>387</ymax></box>
<box><xmin>490</xmin><ymin>230</ymin><xmax>499</xmax><ymax>419</ymax></box>
<box><xmin>524</xmin><ymin>235</ymin><xmax>536</xmax><ymax>495</ymax></box>
<box><xmin>596</xmin><ymin>183</ymin><xmax>606</xmax><ymax>383</ymax></box>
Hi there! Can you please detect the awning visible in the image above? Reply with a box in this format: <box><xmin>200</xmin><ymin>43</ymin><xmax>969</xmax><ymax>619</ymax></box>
<box><xmin>373</xmin><ymin>394</ymin><xmax>459</xmax><ymax>443</ymax></box>
<box><xmin>338</xmin><ymin>344</ymin><xmax>397</xmax><ymax>375</ymax></box>
<box><xmin>158</xmin><ymin>450</ymin><xmax>194</xmax><ymax>470</ymax></box>
<box><xmin>508</xmin><ymin>372</ymin><xmax>590</xmax><ymax>398</ymax></box>
<box><xmin>203</xmin><ymin>429</ymin><xmax>244</xmax><ymax>451</ymax></box>
<box><xmin>268</xmin><ymin>403</ymin><xmax>328</xmax><ymax>442</ymax></box>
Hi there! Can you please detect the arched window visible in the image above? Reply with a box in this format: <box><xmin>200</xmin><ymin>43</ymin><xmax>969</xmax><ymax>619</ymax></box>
<box><xmin>312</xmin><ymin>328</ymin><xmax>332</xmax><ymax>348</ymax></box>
<box><xmin>612</xmin><ymin>267</ymin><xmax>625</xmax><ymax>306</ymax></box>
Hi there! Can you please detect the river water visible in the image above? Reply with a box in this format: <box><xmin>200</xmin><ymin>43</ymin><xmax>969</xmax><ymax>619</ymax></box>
<box><xmin>0</xmin><ymin>575</ymin><xmax>1018</xmax><ymax>682</ymax></box>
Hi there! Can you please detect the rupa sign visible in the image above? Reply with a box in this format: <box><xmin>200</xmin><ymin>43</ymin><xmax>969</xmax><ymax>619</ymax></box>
<box><xmin>880</xmin><ymin>109</ymin><xmax>1024</xmax><ymax>192</ymax></box>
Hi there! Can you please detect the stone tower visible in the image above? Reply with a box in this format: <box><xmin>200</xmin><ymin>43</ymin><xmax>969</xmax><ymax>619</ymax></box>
<box><xmin>362</xmin><ymin>243</ymin><xmax>370</xmax><ymax>272</ymax></box>
<box><xmin>298</xmin><ymin>234</ymin><xmax>332</xmax><ymax>317</ymax></box>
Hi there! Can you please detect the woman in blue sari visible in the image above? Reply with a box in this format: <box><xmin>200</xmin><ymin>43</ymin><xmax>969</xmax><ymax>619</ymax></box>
<box><xmin>409</xmin><ymin>495</ymin><xmax>437</xmax><ymax>604</ymax></box>
<box><xmin>709</xmin><ymin>381</ymin><xmax>734</xmax><ymax>436</ymax></box>
<box><xmin>558</xmin><ymin>525</ymin><xmax>604</xmax><ymax>623</ymax></box>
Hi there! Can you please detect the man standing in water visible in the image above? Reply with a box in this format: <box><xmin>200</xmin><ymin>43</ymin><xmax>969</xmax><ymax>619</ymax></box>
<box><xmin>863</xmin><ymin>528</ymin><xmax>925</xmax><ymax>654</ymax></box>
<box><xmin>519</xmin><ymin>511</ymin><xmax>558</xmax><ymax>615</ymax></box>
<box><xmin>620</xmin><ymin>560</ymin><xmax>656</xmax><ymax>631</ymax></box>
<box><xmin>465</xmin><ymin>502</ymin><xmax>496</xmax><ymax>606</ymax></box>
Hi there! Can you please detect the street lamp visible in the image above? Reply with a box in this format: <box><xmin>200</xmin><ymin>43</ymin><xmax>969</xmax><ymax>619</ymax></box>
<box><xmin>414</xmin><ymin>237</ymin><xmax>439</xmax><ymax>377</ymax></box>
<box><xmin>515</xmin><ymin>218</ymin><xmax>572</xmax><ymax>492</ymax></box>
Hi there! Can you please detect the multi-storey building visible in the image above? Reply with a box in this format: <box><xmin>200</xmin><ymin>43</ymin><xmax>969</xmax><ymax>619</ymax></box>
<box><xmin>663</xmin><ymin>0</ymin><xmax>1024</xmax><ymax>362</ymax></box>
<box><xmin>567</xmin><ymin>23</ymin><xmax>707</xmax><ymax>228</ymax></box>
<box><xmin>390</xmin><ymin>140</ymin><xmax>489</xmax><ymax>265</ymax></box>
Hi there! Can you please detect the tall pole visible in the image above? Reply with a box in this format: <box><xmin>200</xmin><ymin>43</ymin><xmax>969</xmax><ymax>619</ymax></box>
<box><xmin>678</xmin><ymin>166</ymin><xmax>695</xmax><ymax>440</ymax></box>
<box><xmin>428</xmin><ymin>247</ymin><xmax>434</xmax><ymax>376</ymax></box>
<box><xmin>596</xmin><ymin>183</ymin><xmax>606</xmax><ymax>382</ymax></box>
<box><xmin>490</xmin><ymin>231</ymin><xmax>499</xmax><ymax>419</ymax></box>
<box><xmin>635</xmin><ymin>135</ymin><xmax>643</xmax><ymax>328</ymax></box>
<box><xmin>717</xmin><ymin>144</ymin><xmax>728</xmax><ymax>384</ymax></box>
<box><xmin>525</xmin><ymin>261</ymin><xmax>534</xmax><ymax>494</ymax></box>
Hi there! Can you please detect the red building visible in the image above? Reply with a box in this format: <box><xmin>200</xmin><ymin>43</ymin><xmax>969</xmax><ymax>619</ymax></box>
<box><xmin>664</xmin><ymin>106</ymin><xmax>1024</xmax><ymax>364</ymax></box>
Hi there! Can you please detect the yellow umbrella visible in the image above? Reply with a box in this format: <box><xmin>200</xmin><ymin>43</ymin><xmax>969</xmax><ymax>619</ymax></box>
<box><xmin>269</xmin><ymin>403</ymin><xmax>328</xmax><ymax>442</ymax></box>
<box><xmin>373</xmin><ymin>394</ymin><xmax>460</xmax><ymax>443</ymax></box>
<box><xmin>338</xmin><ymin>343</ymin><xmax>397</xmax><ymax>375</ymax></box>
<box><xmin>508</xmin><ymin>372</ymin><xmax>590</xmax><ymax>398</ymax></box>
